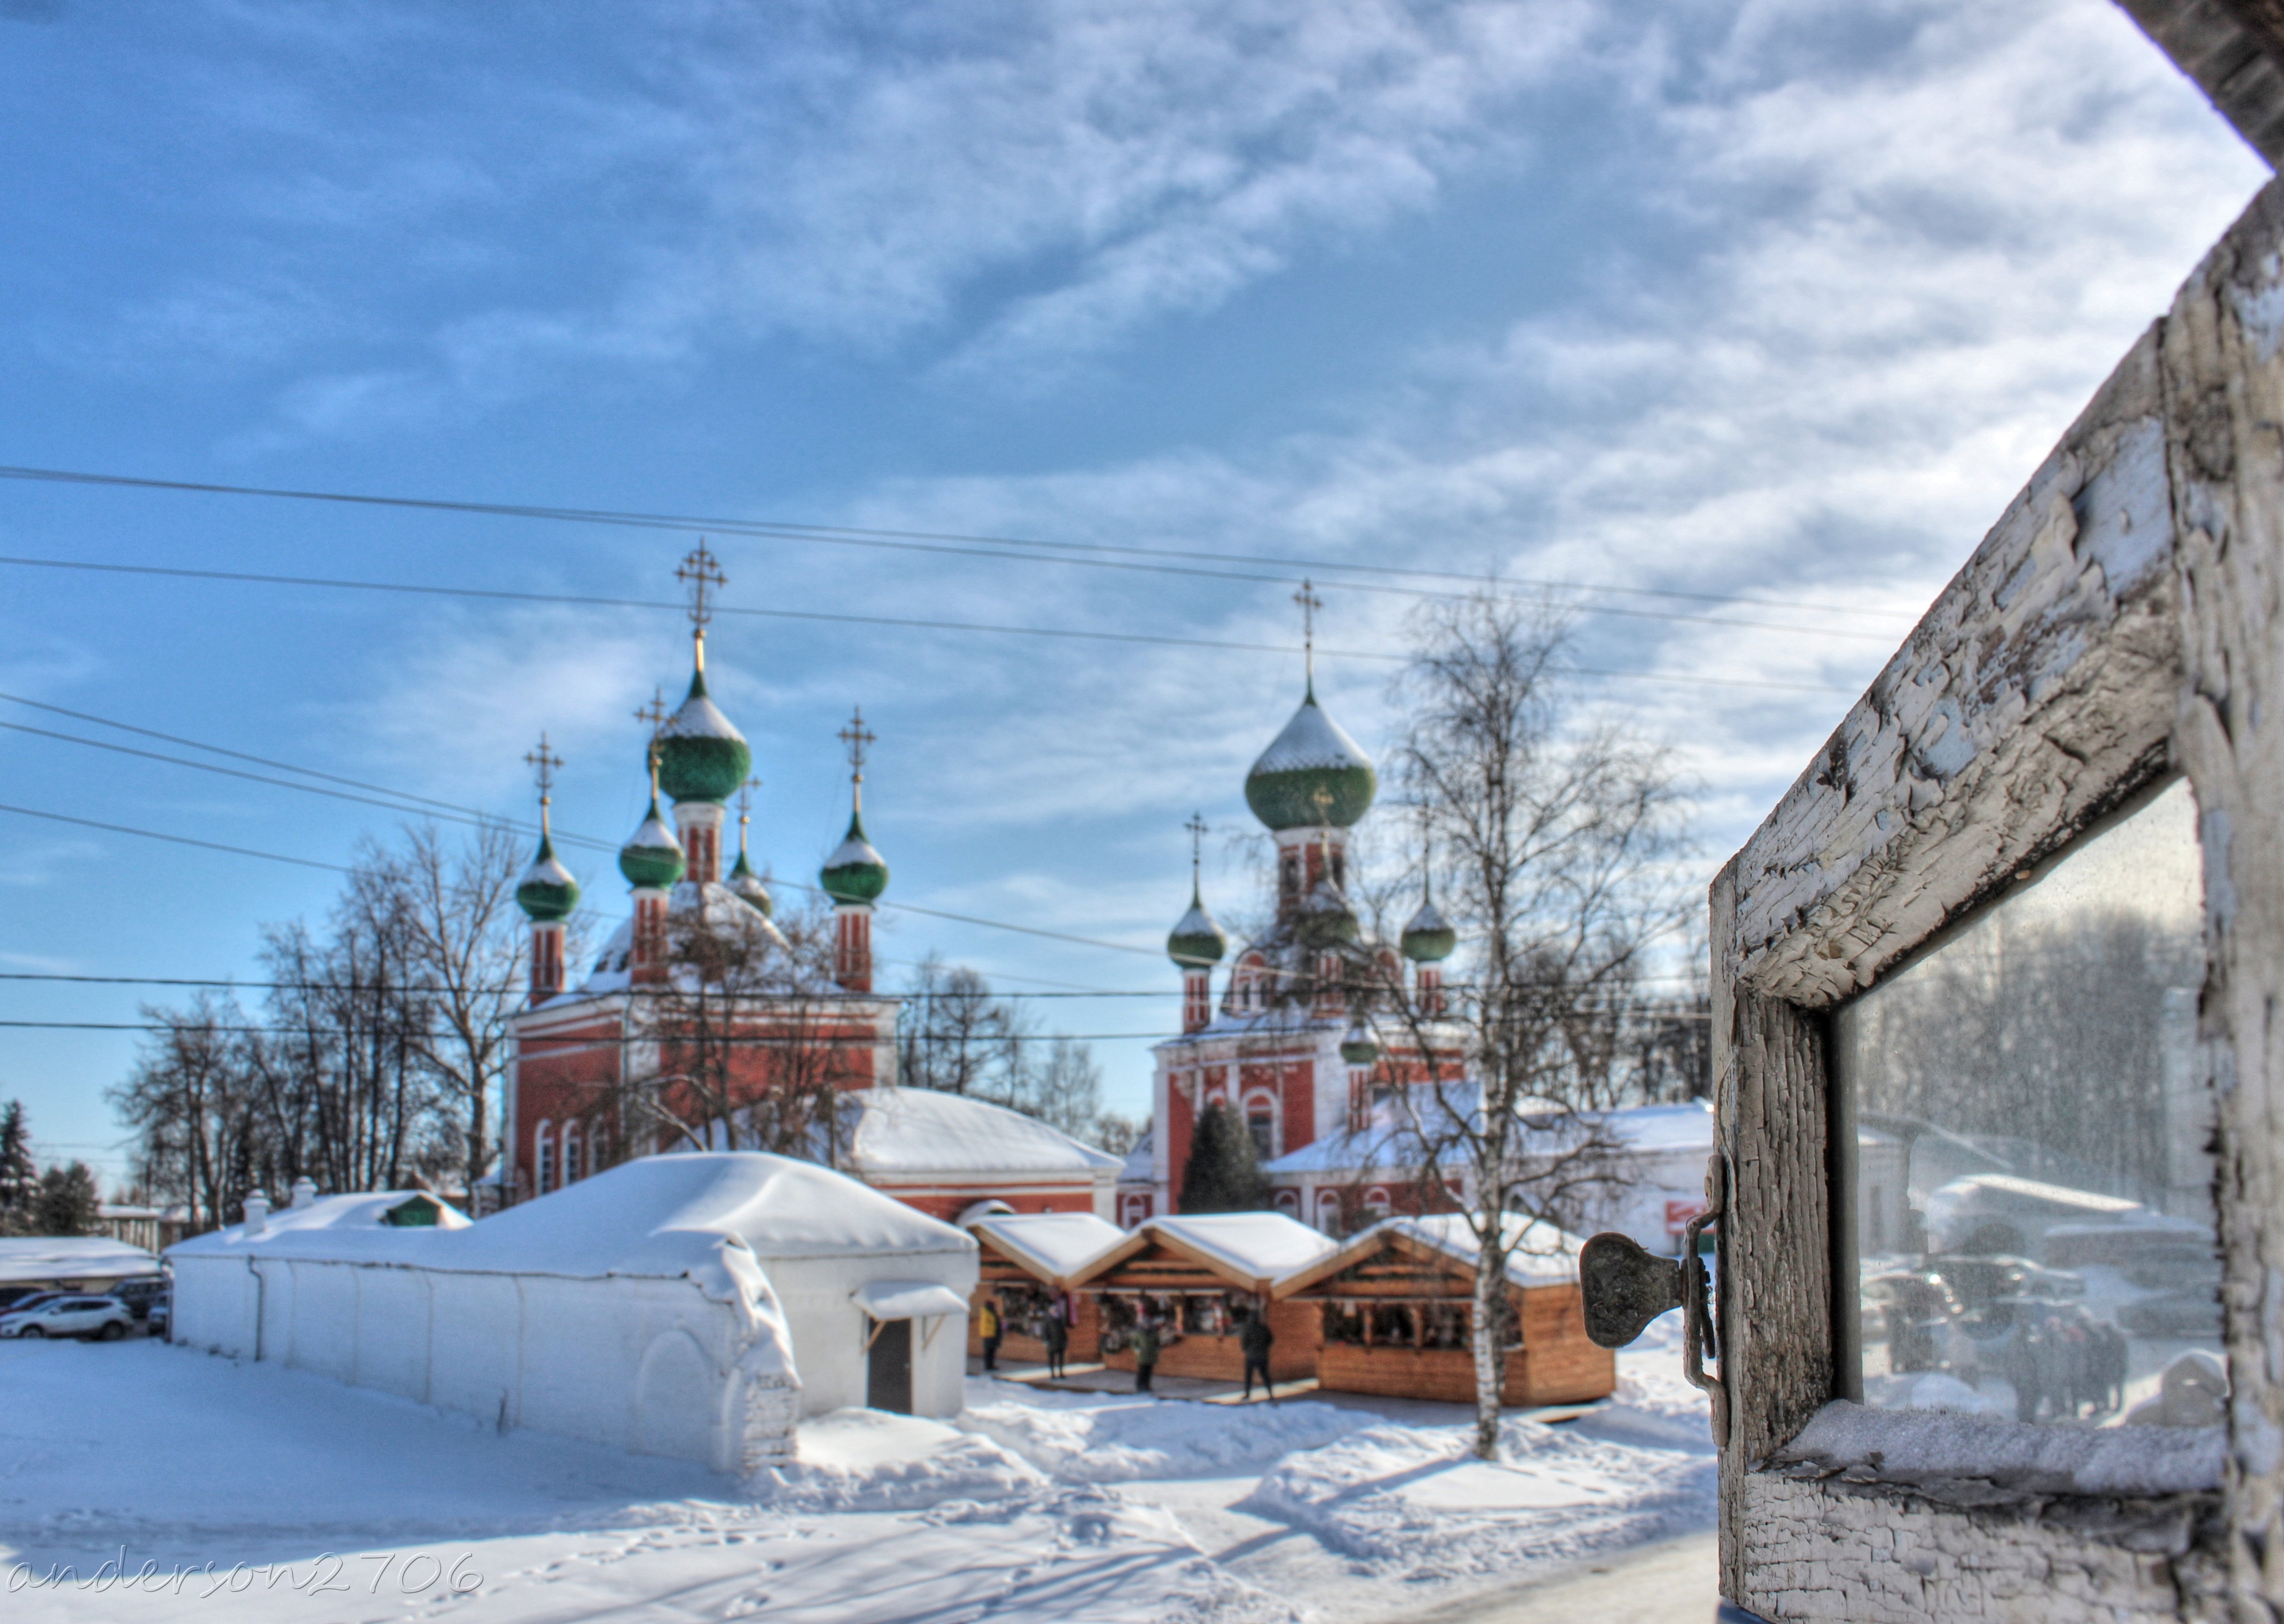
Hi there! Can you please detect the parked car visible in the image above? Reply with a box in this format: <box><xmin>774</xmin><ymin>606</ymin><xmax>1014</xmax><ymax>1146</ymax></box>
<box><xmin>0</xmin><ymin>1289</ymin><xmax>69</xmax><ymax>1319</ymax></box>
<box><xmin>145</xmin><ymin>1295</ymin><xmax>170</xmax><ymax>1339</ymax></box>
<box><xmin>109</xmin><ymin>1276</ymin><xmax>168</xmax><ymax>1322</ymax></box>
<box><xmin>0</xmin><ymin>1295</ymin><xmax>135</xmax><ymax>1341</ymax></box>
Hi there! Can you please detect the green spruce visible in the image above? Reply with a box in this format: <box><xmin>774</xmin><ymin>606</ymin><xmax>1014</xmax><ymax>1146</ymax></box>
<box><xmin>0</xmin><ymin>1101</ymin><xmax>36</xmax><ymax>1237</ymax></box>
<box><xmin>33</xmin><ymin>1162</ymin><xmax>100</xmax><ymax>1238</ymax></box>
<box><xmin>1178</xmin><ymin>1099</ymin><xmax>1272</xmax><ymax>1213</ymax></box>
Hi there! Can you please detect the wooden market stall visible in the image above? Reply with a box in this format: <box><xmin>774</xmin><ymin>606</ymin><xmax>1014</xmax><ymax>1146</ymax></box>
<box><xmin>1275</xmin><ymin>1214</ymin><xmax>1613</xmax><ymax>1406</ymax></box>
<box><xmin>1067</xmin><ymin>1212</ymin><xmax>1338</xmax><ymax>1382</ymax></box>
<box><xmin>964</xmin><ymin>1211</ymin><xmax>1125</xmax><ymax>1363</ymax></box>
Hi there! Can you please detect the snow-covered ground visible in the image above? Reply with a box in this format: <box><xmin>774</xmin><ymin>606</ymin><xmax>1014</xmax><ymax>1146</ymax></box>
<box><xmin>0</xmin><ymin>1316</ymin><xmax>1714</xmax><ymax>1624</ymax></box>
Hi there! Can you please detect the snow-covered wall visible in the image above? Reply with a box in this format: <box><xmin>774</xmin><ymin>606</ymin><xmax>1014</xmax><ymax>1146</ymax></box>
<box><xmin>168</xmin><ymin>1156</ymin><xmax>979</xmax><ymax>1475</ymax></box>
<box><xmin>170</xmin><ymin>1251</ymin><xmax>798</xmax><ymax>1475</ymax></box>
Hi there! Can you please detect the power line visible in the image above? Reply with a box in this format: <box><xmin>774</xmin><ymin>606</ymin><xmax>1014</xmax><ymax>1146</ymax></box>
<box><xmin>0</xmin><ymin>802</ymin><xmax>350</xmax><ymax>873</ymax></box>
<box><xmin>0</xmin><ymin>1018</ymin><xmax>1183</xmax><ymax>1042</ymax></box>
<box><xmin>0</xmin><ymin>461</ymin><xmax>1919</xmax><ymax>625</ymax></box>
<box><xmin>0</xmin><ymin>553</ymin><xmax>1863</xmax><ymax>695</ymax></box>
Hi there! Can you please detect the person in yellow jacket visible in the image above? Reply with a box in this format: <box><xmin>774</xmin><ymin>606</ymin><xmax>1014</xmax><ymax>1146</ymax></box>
<box><xmin>978</xmin><ymin>1296</ymin><xmax>1003</xmax><ymax>1373</ymax></box>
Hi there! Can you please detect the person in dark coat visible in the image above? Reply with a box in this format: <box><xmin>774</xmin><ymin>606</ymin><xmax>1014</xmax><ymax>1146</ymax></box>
<box><xmin>1239</xmin><ymin>1306</ymin><xmax>1277</xmax><ymax>1402</ymax></box>
<box><xmin>1131</xmin><ymin>1314</ymin><xmax>1162</xmax><ymax>1393</ymax></box>
<box><xmin>1041</xmin><ymin>1301</ymin><xmax>1070</xmax><ymax>1380</ymax></box>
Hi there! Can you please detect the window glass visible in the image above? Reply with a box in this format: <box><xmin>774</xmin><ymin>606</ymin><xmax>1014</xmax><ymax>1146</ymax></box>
<box><xmin>1835</xmin><ymin>778</ymin><xmax>2221</xmax><ymax>1428</ymax></box>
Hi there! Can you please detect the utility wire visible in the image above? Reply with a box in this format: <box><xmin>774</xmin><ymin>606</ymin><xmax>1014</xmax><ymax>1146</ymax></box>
<box><xmin>0</xmin><ymin>553</ymin><xmax>1861</xmax><ymax>695</ymax></box>
<box><xmin>0</xmin><ymin>970</ymin><xmax>1705</xmax><ymax>996</ymax></box>
<box><xmin>0</xmin><ymin>461</ymin><xmax>1919</xmax><ymax>625</ymax></box>
<box><xmin>0</xmin><ymin>802</ymin><xmax>350</xmax><ymax>873</ymax></box>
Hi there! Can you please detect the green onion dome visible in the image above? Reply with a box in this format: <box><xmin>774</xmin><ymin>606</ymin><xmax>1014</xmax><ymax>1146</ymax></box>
<box><xmin>655</xmin><ymin>663</ymin><xmax>753</xmax><ymax>805</ymax></box>
<box><xmin>819</xmin><ymin>808</ymin><xmax>889</xmax><ymax>905</ymax></box>
<box><xmin>1166</xmin><ymin>882</ymin><xmax>1228</xmax><ymax>968</ymax></box>
<box><xmin>728</xmin><ymin>847</ymin><xmax>774</xmax><ymax>917</ymax></box>
<box><xmin>1340</xmin><ymin>1016</ymin><xmax>1382</xmax><ymax>1067</ymax></box>
<box><xmin>1401</xmin><ymin>888</ymin><xmax>1457</xmax><ymax>963</ymax></box>
<box><xmin>1245</xmin><ymin>686</ymin><xmax>1377</xmax><ymax>831</ymax></box>
<box><xmin>618</xmin><ymin>793</ymin><xmax>687</xmax><ymax>890</ymax></box>
<box><xmin>515</xmin><ymin>829</ymin><xmax>580</xmax><ymax>922</ymax></box>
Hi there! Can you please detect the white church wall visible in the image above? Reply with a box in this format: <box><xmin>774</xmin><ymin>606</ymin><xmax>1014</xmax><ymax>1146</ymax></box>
<box><xmin>765</xmin><ymin>1249</ymin><xmax>975</xmax><ymax>1419</ymax></box>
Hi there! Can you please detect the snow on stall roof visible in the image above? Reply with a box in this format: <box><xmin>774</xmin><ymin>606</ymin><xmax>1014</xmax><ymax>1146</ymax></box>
<box><xmin>170</xmin><ymin>1154</ymin><xmax>972</xmax><ymax>1307</ymax></box>
<box><xmin>842</xmin><ymin>1087</ymin><xmax>1121</xmax><ymax>1175</ymax></box>
<box><xmin>0</xmin><ymin>1234</ymin><xmax>162</xmax><ymax>1284</ymax></box>
<box><xmin>1146</xmin><ymin>1212</ymin><xmax>1341</xmax><ymax>1284</ymax></box>
<box><xmin>1374</xmin><ymin>1213</ymin><xmax>1589</xmax><ymax>1288</ymax></box>
<box><xmin>969</xmin><ymin>1212</ymin><xmax>1127</xmax><ymax>1283</ymax></box>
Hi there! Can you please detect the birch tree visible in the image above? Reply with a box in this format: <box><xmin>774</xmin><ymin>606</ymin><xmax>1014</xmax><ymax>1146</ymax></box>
<box><xmin>1381</xmin><ymin>593</ymin><xmax>1693</xmax><ymax>1459</ymax></box>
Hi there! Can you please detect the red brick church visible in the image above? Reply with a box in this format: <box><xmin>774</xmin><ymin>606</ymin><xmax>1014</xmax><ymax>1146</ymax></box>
<box><xmin>500</xmin><ymin>549</ymin><xmax>1115</xmax><ymax>1220</ymax></box>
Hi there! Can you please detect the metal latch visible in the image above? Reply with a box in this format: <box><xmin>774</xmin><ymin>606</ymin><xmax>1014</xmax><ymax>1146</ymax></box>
<box><xmin>1578</xmin><ymin>1152</ymin><xmax>1727</xmax><ymax>1443</ymax></box>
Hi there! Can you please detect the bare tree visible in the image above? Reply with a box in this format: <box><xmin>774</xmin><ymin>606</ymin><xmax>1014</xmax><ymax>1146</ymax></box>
<box><xmin>359</xmin><ymin>823</ymin><xmax>532</xmax><ymax>1194</ymax></box>
<box><xmin>615</xmin><ymin>897</ymin><xmax>859</xmax><ymax>1162</ymax></box>
<box><xmin>898</xmin><ymin>956</ymin><xmax>1024</xmax><ymax>1096</ymax></box>
<box><xmin>108</xmin><ymin>994</ymin><xmax>268</xmax><ymax>1235</ymax></box>
<box><xmin>1378</xmin><ymin>593</ymin><xmax>1694</xmax><ymax>1459</ymax></box>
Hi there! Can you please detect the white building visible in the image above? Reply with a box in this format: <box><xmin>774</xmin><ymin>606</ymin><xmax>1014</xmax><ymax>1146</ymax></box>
<box><xmin>168</xmin><ymin>1153</ymin><xmax>976</xmax><ymax>1477</ymax></box>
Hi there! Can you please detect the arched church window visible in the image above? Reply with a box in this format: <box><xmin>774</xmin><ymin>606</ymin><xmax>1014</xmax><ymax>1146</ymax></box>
<box><xmin>563</xmin><ymin>1121</ymin><xmax>583</xmax><ymax>1185</ymax></box>
<box><xmin>534</xmin><ymin>1121</ymin><xmax>554</xmax><ymax>1195</ymax></box>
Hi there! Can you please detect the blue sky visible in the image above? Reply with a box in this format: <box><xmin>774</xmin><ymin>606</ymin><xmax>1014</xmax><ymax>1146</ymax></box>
<box><xmin>0</xmin><ymin>0</ymin><xmax>2265</xmax><ymax>1184</ymax></box>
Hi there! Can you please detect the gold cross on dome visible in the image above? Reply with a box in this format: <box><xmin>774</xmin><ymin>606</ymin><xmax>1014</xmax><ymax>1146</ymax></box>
<box><xmin>737</xmin><ymin>776</ymin><xmax>762</xmax><ymax>821</ymax></box>
<box><xmin>1294</xmin><ymin>578</ymin><xmax>1322</xmax><ymax>687</ymax></box>
<box><xmin>524</xmin><ymin>734</ymin><xmax>563</xmax><ymax>801</ymax></box>
<box><xmin>838</xmin><ymin>707</ymin><xmax>877</xmax><ymax>782</ymax></box>
<box><xmin>634</xmin><ymin>689</ymin><xmax>670</xmax><ymax>738</ymax></box>
<box><xmin>676</xmin><ymin>542</ymin><xmax>726</xmax><ymax>629</ymax></box>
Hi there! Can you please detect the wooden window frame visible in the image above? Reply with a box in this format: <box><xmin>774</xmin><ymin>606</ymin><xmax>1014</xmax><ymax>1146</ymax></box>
<box><xmin>1710</xmin><ymin>180</ymin><xmax>2284</xmax><ymax>1616</ymax></box>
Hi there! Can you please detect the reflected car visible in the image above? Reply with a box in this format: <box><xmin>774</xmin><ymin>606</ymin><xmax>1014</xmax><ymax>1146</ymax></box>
<box><xmin>1923</xmin><ymin>1256</ymin><xmax>2084</xmax><ymax>1314</ymax></box>
<box><xmin>2120</xmin><ymin>1288</ymin><xmax>2222</xmax><ymax>1339</ymax></box>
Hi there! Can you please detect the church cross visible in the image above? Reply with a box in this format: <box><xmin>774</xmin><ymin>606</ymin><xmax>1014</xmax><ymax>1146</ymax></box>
<box><xmin>634</xmin><ymin>689</ymin><xmax>670</xmax><ymax>737</ymax></box>
<box><xmin>1185</xmin><ymin>812</ymin><xmax>1208</xmax><ymax>882</ymax></box>
<box><xmin>1294</xmin><ymin>578</ymin><xmax>1322</xmax><ymax>688</ymax></box>
<box><xmin>838</xmin><ymin>707</ymin><xmax>877</xmax><ymax>783</ymax></box>
<box><xmin>737</xmin><ymin>776</ymin><xmax>762</xmax><ymax>822</ymax></box>
<box><xmin>676</xmin><ymin>541</ymin><xmax>726</xmax><ymax>629</ymax></box>
<box><xmin>524</xmin><ymin>734</ymin><xmax>563</xmax><ymax>801</ymax></box>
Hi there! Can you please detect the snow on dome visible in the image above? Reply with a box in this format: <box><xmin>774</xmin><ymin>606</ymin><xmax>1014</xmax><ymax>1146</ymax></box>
<box><xmin>1400</xmin><ymin>892</ymin><xmax>1456</xmax><ymax>963</ymax></box>
<box><xmin>1145</xmin><ymin>1212</ymin><xmax>1341</xmax><ymax>1287</ymax></box>
<box><xmin>619</xmin><ymin>796</ymin><xmax>686</xmax><ymax>890</ymax></box>
<box><xmin>516</xmin><ymin>831</ymin><xmax>581</xmax><ymax>923</ymax></box>
<box><xmin>1245</xmin><ymin>691</ymin><xmax>1377</xmax><ymax>831</ymax></box>
<box><xmin>967</xmin><ymin>1211</ymin><xmax>1128</xmax><ymax>1285</ymax></box>
<box><xmin>840</xmin><ymin>1088</ymin><xmax>1122</xmax><ymax>1177</ymax></box>
<box><xmin>656</xmin><ymin>666</ymin><xmax>753</xmax><ymax>805</ymax></box>
<box><xmin>1166</xmin><ymin>890</ymin><xmax>1227</xmax><ymax>967</ymax></box>
<box><xmin>819</xmin><ymin>810</ymin><xmax>889</xmax><ymax>904</ymax></box>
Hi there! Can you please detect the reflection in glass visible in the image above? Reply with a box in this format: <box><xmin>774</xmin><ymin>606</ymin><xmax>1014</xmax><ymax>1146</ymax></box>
<box><xmin>1835</xmin><ymin>778</ymin><xmax>2222</xmax><ymax>1428</ymax></box>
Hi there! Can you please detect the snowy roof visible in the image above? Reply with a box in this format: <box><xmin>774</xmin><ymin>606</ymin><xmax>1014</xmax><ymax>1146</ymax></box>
<box><xmin>1107</xmin><ymin>1212</ymin><xmax>1342</xmax><ymax>1291</ymax></box>
<box><xmin>839</xmin><ymin>1088</ymin><xmax>1122</xmax><ymax>1177</ymax></box>
<box><xmin>177</xmin><ymin>1191</ymin><xmax>472</xmax><ymax>1247</ymax></box>
<box><xmin>967</xmin><ymin>1212</ymin><xmax>1128</xmax><ymax>1285</ymax></box>
<box><xmin>0</xmin><ymin>1235</ymin><xmax>162</xmax><ymax>1284</ymax></box>
<box><xmin>1118</xmin><ymin>1131</ymin><xmax>1154</xmax><ymax>1185</ymax></box>
<box><xmin>851</xmin><ymin>1280</ymin><xmax>970</xmax><ymax>1319</ymax></box>
<box><xmin>1374</xmin><ymin>1212</ymin><xmax>1589</xmax><ymax>1288</ymax></box>
<box><xmin>1594</xmin><ymin>1100</ymin><xmax>1715</xmax><ymax>1153</ymax></box>
<box><xmin>170</xmin><ymin>1154</ymin><xmax>974</xmax><ymax>1307</ymax></box>
<box><xmin>1261</xmin><ymin>1093</ymin><xmax>1716</xmax><ymax>1175</ymax></box>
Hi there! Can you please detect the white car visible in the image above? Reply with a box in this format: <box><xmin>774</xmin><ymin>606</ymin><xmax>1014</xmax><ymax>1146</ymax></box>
<box><xmin>0</xmin><ymin>1294</ymin><xmax>134</xmax><ymax>1341</ymax></box>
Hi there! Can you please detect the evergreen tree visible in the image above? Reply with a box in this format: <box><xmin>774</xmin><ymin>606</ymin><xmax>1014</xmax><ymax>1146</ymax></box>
<box><xmin>33</xmin><ymin>1162</ymin><xmax>100</xmax><ymax>1237</ymax></box>
<box><xmin>1178</xmin><ymin>1100</ymin><xmax>1271</xmax><ymax>1213</ymax></box>
<box><xmin>0</xmin><ymin>1101</ymin><xmax>35</xmax><ymax>1235</ymax></box>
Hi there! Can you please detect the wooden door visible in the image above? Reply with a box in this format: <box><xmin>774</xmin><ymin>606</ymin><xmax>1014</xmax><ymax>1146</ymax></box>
<box><xmin>867</xmin><ymin>1317</ymin><xmax>912</xmax><ymax>1414</ymax></box>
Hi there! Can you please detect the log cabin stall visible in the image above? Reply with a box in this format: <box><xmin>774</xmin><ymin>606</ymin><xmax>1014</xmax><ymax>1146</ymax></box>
<box><xmin>1069</xmin><ymin>1212</ymin><xmax>1338</xmax><ymax>1382</ymax></box>
<box><xmin>964</xmin><ymin>1210</ymin><xmax>1125</xmax><ymax>1363</ymax></box>
<box><xmin>1565</xmin><ymin>12</ymin><xmax>2284</xmax><ymax>1609</ymax></box>
<box><xmin>1277</xmin><ymin>1215</ymin><xmax>1613</xmax><ymax>1407</ymax></box>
